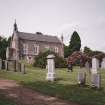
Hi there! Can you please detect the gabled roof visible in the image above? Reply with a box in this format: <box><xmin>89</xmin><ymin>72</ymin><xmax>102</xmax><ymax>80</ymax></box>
<box><xmin>16</xmin><ymin>31</ymin><xmax>62</xmax><ymax>44</ymax></box>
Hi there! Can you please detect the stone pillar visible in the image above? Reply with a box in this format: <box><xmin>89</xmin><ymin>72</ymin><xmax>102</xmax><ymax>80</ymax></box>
<box><xmin>101</xmin><ymin>58</ymin><xmax>105</xmax><ymax>69</ymax></box>
<box><xmin>0</xmin><ymin>59</ymin><xmax>2</xmax><ymax>69</ymax></box>
<box><xmin>91</xmin><ymin>58</ymin><xmax>99</xmax><ymax>74</ymax></box>
<box><xmin>46</xmin><ymin>54</ymin><xmax>56</xmax><ymax>81</ymax></box>
<box><xmin>91</xmin><ymin>74</ymin><xmax>101</xmax><ymax>89</ymax></box>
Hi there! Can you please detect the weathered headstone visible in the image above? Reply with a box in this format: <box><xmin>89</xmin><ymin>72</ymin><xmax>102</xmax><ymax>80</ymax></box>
<box><xmin>91</xmin><ymin>58</ymin><xmax>99</xmax><ymax>74</ymax></box>
<box><xmin>78</xmin><ymin>72</ymin><xmax>86</xmax><ymax>85</ymax></box>
<box><xmin>91</xmin><ymin>73</ymin><xmax>101</xmax><ymax>89</ymax></box>
<box><xmin>5</xmin><ymin>60</ymin><xmax>8</xmax><ymax>70</ymax></box>
<box><xmin>85</xmin><ymin>61</ymin><xmax>90</xmax><ymax>73</ymax></box>
<box><xmin>21</xmin><ymin>63</ymin><xmax>26</xmax><ymax>74</ymax></box>
<box><xmin>0</xmin><ymin>59</ymin><xmax>2</xmax><ymax>69</ymax></box>
<box><xmin>101</xmin><ymin>58</ymin><xmax>105</xmax><ymax>69</ymax></box>
<box><xmin>46</xmin><ymin>54</ymin><xmax>56</xmax><ymax>81</ymax></box>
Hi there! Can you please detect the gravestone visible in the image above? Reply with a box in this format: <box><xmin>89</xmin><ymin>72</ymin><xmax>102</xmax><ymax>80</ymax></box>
<box><xmin>0</xmin><ymin>59</ymin><xmax>2</xmax><ymax>69</ymax></box>
<box><xmin>5</xmin><ymin>60</ymin><xmax>8</xmax><ymax>70</ymax></box>
<box><xmin>101</xmin><ymin>58</ymin><xmax>105</xmax><ymax>69</ymax></box>
<box><xmin>91</xmin><ymin>58</ymin><xmax>99</xmax><ymax>74</ymax></box>
<box><xmin>78</xmin><ymin>72</ymin><xmax>86</xmax><ymax>85</ymax></box>
<box><xmin>91</xmin><ymin>73</ymin><xmax>101</xmax><ymax>89</ymax></box>
<box><xmin>85</xmin><ymin>61</ymin><xmax>90</xmax><ymax>73</ymax></box>
<box><xmin>46</xmin><ymin>54</ymin><xmax>56</xmax><ymax>81</ymax></box>
<box><xmin>21</xmin><ymin>63</ymin><xmax>26</xmax><ymax>74</ymax></box>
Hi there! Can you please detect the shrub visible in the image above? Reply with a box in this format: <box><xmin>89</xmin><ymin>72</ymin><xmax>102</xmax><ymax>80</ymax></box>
<box><xmin>33</xmin><ymin>50</ymin><xmax>67</xmax><ymax>68</ymax></box>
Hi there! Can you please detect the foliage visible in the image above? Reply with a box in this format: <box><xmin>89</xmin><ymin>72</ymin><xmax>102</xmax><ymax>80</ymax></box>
<box><xmin>64</xmin><ymin>45</ymin><xmax>70</xmax><ymax>58</ymax></box>
<box><xmin>33</xmin><ymin>50</ymin><xmax>67</xmax><ymax>68</ymax></box>
<box><xmin>0</xmin><ymin>36</ymin><xmax>11</xmax><ymax>60</ymax></box>
<box><xmin>84</xmin><ymin>46</ymin><xmax>92</xmax><ymax>56</ymax></box>
<box><xmin>69</xmin><ymin>31</ymin><xmax>81</xmax><ymax>55</ymax></box>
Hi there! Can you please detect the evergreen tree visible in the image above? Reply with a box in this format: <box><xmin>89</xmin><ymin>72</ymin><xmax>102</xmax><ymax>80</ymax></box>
<box><xmin>0</xmin><ymin>36</ymin><xmax>11</xmax><ymax>60</ymax></box>
<box><xmin>69</xmin><ymin>31</ymin><xmax>81</xmax><ymax>55</ymax></box>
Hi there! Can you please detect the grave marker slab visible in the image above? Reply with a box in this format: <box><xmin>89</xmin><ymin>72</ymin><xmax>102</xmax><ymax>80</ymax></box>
<box><xmin>101</xmin><ymin>58</ymin><xmax>105</xmax><ymax>69</ymax></box>
<box><xmin>91</xmin><ymin>73</ymin><xmax>101</xmax><ymax>89</ymax></box>
<box><xmin>91</xmin><ymin>58</ymin><xmax>99</xmax><ymax>74</ymax></box>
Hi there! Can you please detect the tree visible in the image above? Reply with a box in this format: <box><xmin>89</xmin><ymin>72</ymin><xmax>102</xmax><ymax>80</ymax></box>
<box><xmin>69</xmin><ymin>31</ymin><xmax>81</xmax><ymax>55</ymax></box>
<box><xmin>84</xmin><ymin>46</ymin><xmax>92</xmax><ymax>56</ymax></box>
<box><xmin>64</xmin><ymin>45</ymin><xmax>70</xmax><ymax>58</ymax></box>
<box><xmin>0</xmin><ymin>36</ymin><xmax>11</xmax><ymax>60</ymax></box>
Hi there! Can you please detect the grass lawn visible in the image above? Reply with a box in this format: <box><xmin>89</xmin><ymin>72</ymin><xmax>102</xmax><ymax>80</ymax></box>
<box><xmin>0</xmin><ymin>66</ymin><xmax>105</xmax><ymax>105</ymax></box>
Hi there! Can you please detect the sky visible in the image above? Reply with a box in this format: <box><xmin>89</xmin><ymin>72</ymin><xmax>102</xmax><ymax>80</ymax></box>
<box><xmin>0</xmin><ymin>0</ymin><xmax>105</xmax><ymax>51</ymax></box>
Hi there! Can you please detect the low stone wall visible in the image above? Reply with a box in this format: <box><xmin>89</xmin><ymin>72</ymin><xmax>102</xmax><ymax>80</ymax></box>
<box><xmin>0</xmin><ymin>60</ymin><xmax>26</xmax><ymax>74</ymax></box>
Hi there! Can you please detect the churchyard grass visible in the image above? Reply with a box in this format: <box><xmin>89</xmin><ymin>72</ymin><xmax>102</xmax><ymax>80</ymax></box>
<box><xmin>0</xmin><ymin>66</ymin><xmax>105</xmax><ymax>105</ymax></box>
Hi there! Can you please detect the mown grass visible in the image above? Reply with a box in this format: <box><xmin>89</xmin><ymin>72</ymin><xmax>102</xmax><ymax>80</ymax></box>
<box><xmin>0</xmin><ymin>66</ymin><xmax>105</xmax><ymax>105</ymax></box>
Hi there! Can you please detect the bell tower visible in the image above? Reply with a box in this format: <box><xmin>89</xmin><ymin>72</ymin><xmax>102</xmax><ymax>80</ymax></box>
<box><xmin>13</xmin><ymin>19</ymin><xmax>18</xmax><ymax>32</ymax></box>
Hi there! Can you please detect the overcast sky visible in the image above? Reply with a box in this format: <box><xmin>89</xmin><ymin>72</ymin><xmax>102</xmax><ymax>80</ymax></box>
<box><xmin>0</xmin><ymin>0</ymin><xmax>105</xmax><ymax>51</ymax></box>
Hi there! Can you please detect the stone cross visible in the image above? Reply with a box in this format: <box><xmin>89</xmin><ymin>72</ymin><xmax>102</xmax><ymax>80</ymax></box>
<box><xmin>101</xmin><ymin>58</ymin><xmax>105</xmax><ymax>69</ymax></box>
<box><xmin>46</xmin><ymin>54</ymin><xmax>56</xmax><ymax>81</ymax></box>
<box><xmin>91</xmin><ymin>58</ymin><xmax>99</xmax><ymax>74</ymax></box>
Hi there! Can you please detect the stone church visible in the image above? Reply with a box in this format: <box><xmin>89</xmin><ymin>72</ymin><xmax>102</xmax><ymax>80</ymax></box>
<box><xmin>6</xmin><ymin>21</ymin><xmax>64</xmax><ymax>63</ymax></box>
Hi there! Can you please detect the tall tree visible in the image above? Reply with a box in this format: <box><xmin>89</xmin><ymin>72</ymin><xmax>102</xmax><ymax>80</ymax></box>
<box><xmin>69</xmin><ymin>31</ymin><xmax>81</xmax><ymax>55</ymax></box>
<box><xmin>0</xmin><ymin>36</ymin><xmax>11</xmax><ymax>60</ymax></box>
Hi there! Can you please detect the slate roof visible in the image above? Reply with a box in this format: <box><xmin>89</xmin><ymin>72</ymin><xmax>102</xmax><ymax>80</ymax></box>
<box><xmin>17</xmin><ymin>31</ymin><xmax>61</xmax><ymax>44</ymax></box>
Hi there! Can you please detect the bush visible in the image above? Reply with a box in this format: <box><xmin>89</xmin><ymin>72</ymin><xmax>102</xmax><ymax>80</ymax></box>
<box><xmin>33</xmin><ymin>50</ymin><xmax>67</xmax><ymax>68</ymax></box>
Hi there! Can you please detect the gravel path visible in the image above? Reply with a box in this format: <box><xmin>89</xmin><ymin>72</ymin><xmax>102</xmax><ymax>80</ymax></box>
<box><xmin>0</xmin><ymin>79</ymin><xmax>78</xmax><ymax>105</ymax></box>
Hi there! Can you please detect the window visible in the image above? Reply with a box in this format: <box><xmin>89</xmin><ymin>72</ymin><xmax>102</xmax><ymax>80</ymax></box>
<box><xmin>54</xmin><ymin>47</ymin><xmax>58</xmax><ymax>53</ymax></box>
<box><xmin>34</xmin><ymin>44</ymin><xmax>39</xmax><ymax>55</ymax></box>
<box><xmin>23</xmin><ymin>44</ymin><xmax>28</xmax><ymax>54</ymax></box>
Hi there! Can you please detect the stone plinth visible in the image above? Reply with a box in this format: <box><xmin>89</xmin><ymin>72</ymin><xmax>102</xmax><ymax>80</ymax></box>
<box><xmin>46</xmin><ymin>54</ymin><xmax>55</xmax><ymax>81</ymax></box>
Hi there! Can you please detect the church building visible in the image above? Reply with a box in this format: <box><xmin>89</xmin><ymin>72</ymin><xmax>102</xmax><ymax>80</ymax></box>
<box><xmin>6</xmin><ymin>21</ymin><xmax>64</xmax><ymax>63</ymax></box>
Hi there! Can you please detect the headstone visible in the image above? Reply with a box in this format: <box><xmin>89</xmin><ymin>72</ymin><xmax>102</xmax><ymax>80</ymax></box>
<box><xmin>85</xmin><ymin>61</ymin><xmax>90</xmax><ymax>73</ymax></box>
<box><xmin>91</xmin><ymin>58</ymin><xmax>99</xmax><ymax>74</ymax></box>
<box><xmin>0</xmin><ymin>59</ymin><xmax>2</xmax><ymax>69</ymax></box>
<box><xmin>46</xmin><ymin>54</ymin><xmax>56</xmax><ymax>81</ymax></box>
<box><xmin>21</xmin><ymin>63</ymin><xmax>26</xmax><ymax>74</ymax></box>
<box><xmin>5</xmin><ymin>60</ymin><xmax>8</xmax><ymax>70</ymax></box>
<box><xmin>101</xmin><ymin>58</ymin><xmax>105</xmax><ymax>69</ymax></box>
<box><xmin>78</xmin><ymin>72</ymin><xmax>86</xmax><ymax>85</ymax></box>
<box><xmin>91</xmin><ymin>73</ymin><xmax>101</xmax><ymax>89</ymax></box>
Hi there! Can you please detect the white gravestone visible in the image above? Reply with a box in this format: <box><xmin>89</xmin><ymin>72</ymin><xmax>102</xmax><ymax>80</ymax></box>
<box><xmin>46</xmin><ymin>54</ymin><xmax>56</xmax><ymax>81</ymax></box>
<box><xmin>91</xmin><ymin>74</ymin><xmax>101</xmax><ymax>89</ymax></box>
<box><xmin>91</xmin><ymin>58</ymin><xmax>99</xmax><ymax>74</ymax></box>
<box><xmin>101</xmin><ymin>58</ymin><xmax>105</xmax><ymax>69</ymax></box>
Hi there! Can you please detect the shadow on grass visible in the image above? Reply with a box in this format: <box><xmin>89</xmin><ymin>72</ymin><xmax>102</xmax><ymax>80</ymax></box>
<box><xmin>21</xmin><ymin>80</ymin><xmax>105</xmax><ymax>105</ymax></box>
